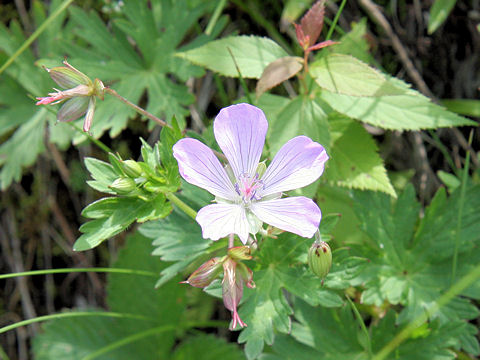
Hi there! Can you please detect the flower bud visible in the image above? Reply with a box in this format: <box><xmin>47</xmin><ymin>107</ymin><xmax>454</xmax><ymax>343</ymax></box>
<box><xmin>122</xmin><ymin>160</ymin><xmax>143</xmax><ymax>178</ymax></box>
<box><xmin>308</xmin><ymin>241</ymin><xmax>332</xmax><ymax>280</ymax></box>
<box><xmin>109</xmin><ymin>177</ymin><xmax>137</xmax><ymax>195</ymax></box>
<box><xmin>181</xmin><ymin>257</ymin><xmax>223</xmax><ymax>288</ymax></box>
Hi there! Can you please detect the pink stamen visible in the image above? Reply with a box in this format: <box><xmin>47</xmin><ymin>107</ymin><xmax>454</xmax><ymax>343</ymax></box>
<box><xmin>36</xmin><ymin>94</ymin><xmax>63</xmax><ymax>105</ymax></box>
<box><xmin>231</xmin><ymin>309</ymin><xmax>247</xmax><ymax>330</ymax></box>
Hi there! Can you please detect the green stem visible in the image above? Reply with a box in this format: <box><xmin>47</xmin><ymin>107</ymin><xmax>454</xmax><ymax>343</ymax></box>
<box><xmin>346</xmin><ymin>296</ymin><xmax>372</xmax><ymax>358</ymax></box>
<box><xmin>325</xmin><ymin>0</ymin><xmax>347</xmax><ymax>41</ymax></box>
<box><xmin>165</xmin><ymin>193</ymin><xmax>197</xmax><ymax>220</ymax></box>
<box><xmin>66</xmin><ymin>121</ymin><xmax>113</xmax><ymax>153</ymax></box>
<box><xmin>451</xmin><ymin>130</ymin><xmax>473</xmax><ymax>284</ymax></box>
<box><xmin>0</xmin><ymin>0</ymin><xmax>75</xmax><ymax>74</ymax></box>
<box><xmin>0</xmin><ymin>312</ymin><xmax>151</xmax><ymax>335</ymax></box>
<box><xmin>226</xmin><ymin>47</ymin><xmax>253</xmax><ymax>104</ymax></box>
<box><xmin>205</xmin><ymin>0</ymin><xmax>227</xmax><ymax>35</ymax></box>
<box><xmin>0</xmin><ymin>267</ymin><xmax>157</xmax><ymax>280</ymax></box>
<box><xmin>373</xmin><ymin>261</ymin><xmax>480</xmax><ymax>360</ymax></box>
<box><xmin>105</xmin><ymin>88</ymin><xmax>170</xmax><ymax>129</ymax></box>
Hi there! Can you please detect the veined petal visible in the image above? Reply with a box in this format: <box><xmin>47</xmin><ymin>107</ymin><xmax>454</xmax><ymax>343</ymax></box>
<box><xmin>260</xmin><ymin>136</ymin><xmax>328</xmax><ymax>196</ymax></box>
<box><xmin>250</xmin><ymin>197</ymin><xmax>321</xmax><ymax>238</ymax></box>
<box><xmin>214</xmin><ymin>103</ymin><xmax>268</xmax><ymax>179</ymax></box>
<box><xmin>196</xmin><ymin>203</ymin><xmax>250</xmax><ymax>243</ymax></box>
<box><xmin>173</xmin><ymin>139</ymin><xmax>237</xmax><ymax>200</ymax></box>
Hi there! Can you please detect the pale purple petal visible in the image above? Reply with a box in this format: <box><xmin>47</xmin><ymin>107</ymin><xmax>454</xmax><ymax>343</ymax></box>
<box><xmin>196</xmin><ymin>203</ymin><xmax>250</xmax><ymax>243</ymax></box>
<box><xmin>250</xmin><ymin>197</ymin><xmax>321</xmax><ymax>238</ymax></box>
<box><xmin>173</xmin><ymin>139</ymin><xmax>236</xmax><ymax>200</ymax></box>
<box><xmin>214</xmin><ymin>103</ymin><xmax>268</xmax><ymax>179</ymax></box>
<box><xmin>260</xmin><ymin>136</ymin><xmax>328</xmax><ymax>196</ymax></box>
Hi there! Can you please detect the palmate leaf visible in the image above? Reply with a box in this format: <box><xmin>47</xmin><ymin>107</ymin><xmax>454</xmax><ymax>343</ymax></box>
<box><xmin>265</xmin><ymin>300</ymin><xmax>467</xmax><ymax>360</ymax></box>
<box><xmin>353</xmin><ymin>184</ymin><xmax>480</xmax><ymax>355</ymax></box>
<box><xmin>0</xmin><ymin>0</ymin><xmax>73</xmax><ymax>189</ymax></box>
<box><xmin>237</xmin><ymin>233</ymin><xmax>344</xmax><ymax>360</ymax></box>
<box><xmin>33</xmin><ymin>233</ymin><xmax>186</xmax><ymax>359</ymax></box>
<box><xmin>61</xmin><ymin>0</ymin><xmax>212</xmax><ymax>140</ymax></box>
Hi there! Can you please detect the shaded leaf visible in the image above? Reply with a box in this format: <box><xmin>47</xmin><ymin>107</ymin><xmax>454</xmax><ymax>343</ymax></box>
<box><xmin>324</xmin><ymin>114</ymin><xmax>396</xmax><ymax>196</ymax></box>
<box><xmin>428</xmin><ymin>0</ymin><xmax>457</xmax><ymax>34</ymax></box>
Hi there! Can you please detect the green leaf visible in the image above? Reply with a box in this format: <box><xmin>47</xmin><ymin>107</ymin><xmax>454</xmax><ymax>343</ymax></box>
<box><xmin>325</xmin><ymin>114</ymin><xmax>396</xmax><ymax>196</ymax></box>
<box><xmin>319</xmin><ymin>90</ymin><xmax>476</xmax><ymax>130</ymax></box>
<box><xmin>84</xmin><ymin>157</ymin><xmax>118</xmax><ymax>194</ymax></box>
<box><xmin>33</xmin><ymin>232</ymin><xmax>187</xmax><ymax>360</ymax></box>
<box><xmin>177</xmin><ymin>36</ymin><xmax>288</xmax><ymax>79</ymax></box>
<box><xmin>74</xmin><ymin>194</ymin><xmax>172</xmax><ymax>251</ymax></box>
<box><xmin>139</xmin><ymin>209</ymin><xmax>210</xmax><ymax>287</ymax></box>
<box><xmin>172</xmin><ymin>334</ymin><xmax>245</xmax><ymax>360</ymax></box>
<box><xmin>281</xmin><ymin>0</ymin><xmax>315</xmax><ymax>24</ymax></box>
<box><xmin>441</xmin><ymin>98</ymin><xmax>480</xmax><ymax>117</ymax></box>
<box><xmin>267</xmin><ymin>96</ymin><xmax>330</xmax><ymax>155</ymax></box>
<box><xmin>428</xmin><ymin>0</ymin><xmax>457</xmax><ymax>34</ymax></box>
<box><xmin>0</xmin><ymin>108</ymin><xmax>47</xmax><ymax>190</ymax></box>
<box><xmin>64</xmin><ymin>0</ymin><xmax>210</xmax><ymax>139</ymax></box>
<box><xmin>269</xmin><ymin>301</ymin><xmax>467</xmax><ymax>360</ymax></box>
<box><xmin>237</xmin><ymin>234</ymin><xmax>343</xmax><ymax>359</ymax></box>
<box><xmin>352</xmin><ymin>184</ymin><xmax>480</xmax><ymax>354</ymax></box>
<box><xmin>311</xmin><ymin>54</ymin><xmax>406</xmax><ymax>97</ymax></box>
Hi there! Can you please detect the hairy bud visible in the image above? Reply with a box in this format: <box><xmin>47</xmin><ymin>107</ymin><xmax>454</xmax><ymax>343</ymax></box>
<box><xmin>308</xmin><ymin>240</ymin><xmax>332</xmax><ymax>281</ymax></box>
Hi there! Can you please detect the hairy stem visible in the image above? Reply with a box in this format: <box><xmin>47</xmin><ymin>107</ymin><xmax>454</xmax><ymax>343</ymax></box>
<box><xmin>165</xmin><ymin>193</ymin><xmax>197</xmax><ymax>220</ymax></box>
<box><xmin>105</xmin><ymin>87</ymin><xmax>170</xmax><ymax>128</ymax></box>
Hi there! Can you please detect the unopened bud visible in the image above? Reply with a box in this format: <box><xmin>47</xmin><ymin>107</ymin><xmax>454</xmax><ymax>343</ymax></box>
<box><xmin>308</xmin><ymin>241</ymin><xmax>332</xmax><ymax>280</ymax></box>
<box><xmin>122</xmin><ymin>160</ymin><xmax>143</xmax><ymax>178</ymax></box>
<box><xmin>182</xmin><ymin>257</ymin><xmax>223</xmax><ymax>288</ymax></box>
<box><xmin>109</xmin><ymin>177</ymin><xmax>136</xmax><ymax>194</ymax></box>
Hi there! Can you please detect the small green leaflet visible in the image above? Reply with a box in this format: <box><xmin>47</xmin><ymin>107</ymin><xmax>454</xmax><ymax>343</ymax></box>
<box><xmin>177</xmin><ymin>36</ymin><xmax>289</xmax><ymax>79</ymax></box>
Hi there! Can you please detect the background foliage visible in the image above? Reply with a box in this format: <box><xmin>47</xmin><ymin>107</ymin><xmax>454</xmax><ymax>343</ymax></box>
<box><xmin>0</xmin><ymin>0</ymin><xmax>479</xmax><ymax>359</ymax></box>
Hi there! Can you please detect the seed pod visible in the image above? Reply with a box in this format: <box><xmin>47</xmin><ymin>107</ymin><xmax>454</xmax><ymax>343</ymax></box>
<box><xmin>182</xmin><ymin>257</ymin><xmax>223</xmax><ymax>288</ymax></box>
<box><xmin>308</xmin><ymin>241</ymin><xmax>332</xmax><ymax>281</ymax></box>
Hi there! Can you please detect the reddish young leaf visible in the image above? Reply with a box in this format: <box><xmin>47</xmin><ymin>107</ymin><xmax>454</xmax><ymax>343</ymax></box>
<box><xmin>300</xmin><ymin>0</ymin><xmax>326</xmax><ymax>46</ymax></box>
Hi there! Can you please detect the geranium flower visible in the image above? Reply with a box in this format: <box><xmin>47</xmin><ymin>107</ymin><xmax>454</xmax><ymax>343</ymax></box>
<box><xmin>36</xmin><ymin>60</ymin><xmax>104</xmax><ymax>132</ymax></box>
<box><xmin>173</xmin><ymin>103</ymin><xmax>328</xmax><ymax>243</ymax></box>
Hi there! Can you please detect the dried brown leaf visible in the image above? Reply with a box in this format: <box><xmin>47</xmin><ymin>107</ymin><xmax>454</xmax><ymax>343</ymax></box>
<box><xmin>256</xmin><ymin>56</ymin><xmax>304</xmax><ymax>97</ymax></box>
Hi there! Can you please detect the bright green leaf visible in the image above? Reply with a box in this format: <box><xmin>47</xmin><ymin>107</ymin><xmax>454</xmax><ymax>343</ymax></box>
<box><xmin>176</xmin><ymin>36</ymin><xmax>288</xmax><ymax>79</ymax></box>
<box><xmin>311</xmin><ymin>54</ymin><xmax>406</xmax><ymax>97</ymax></box>
<box><xmin>319</xmin><ymin>90</ymin><xmax>476</xmax><ymax>130</ymax></box>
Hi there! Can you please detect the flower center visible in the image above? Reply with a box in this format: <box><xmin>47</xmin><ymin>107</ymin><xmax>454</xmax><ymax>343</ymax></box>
<box><xmin>235</xmin><ymin>173</ymin><xmax>264</xmax><ymax>204</ymax></box>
